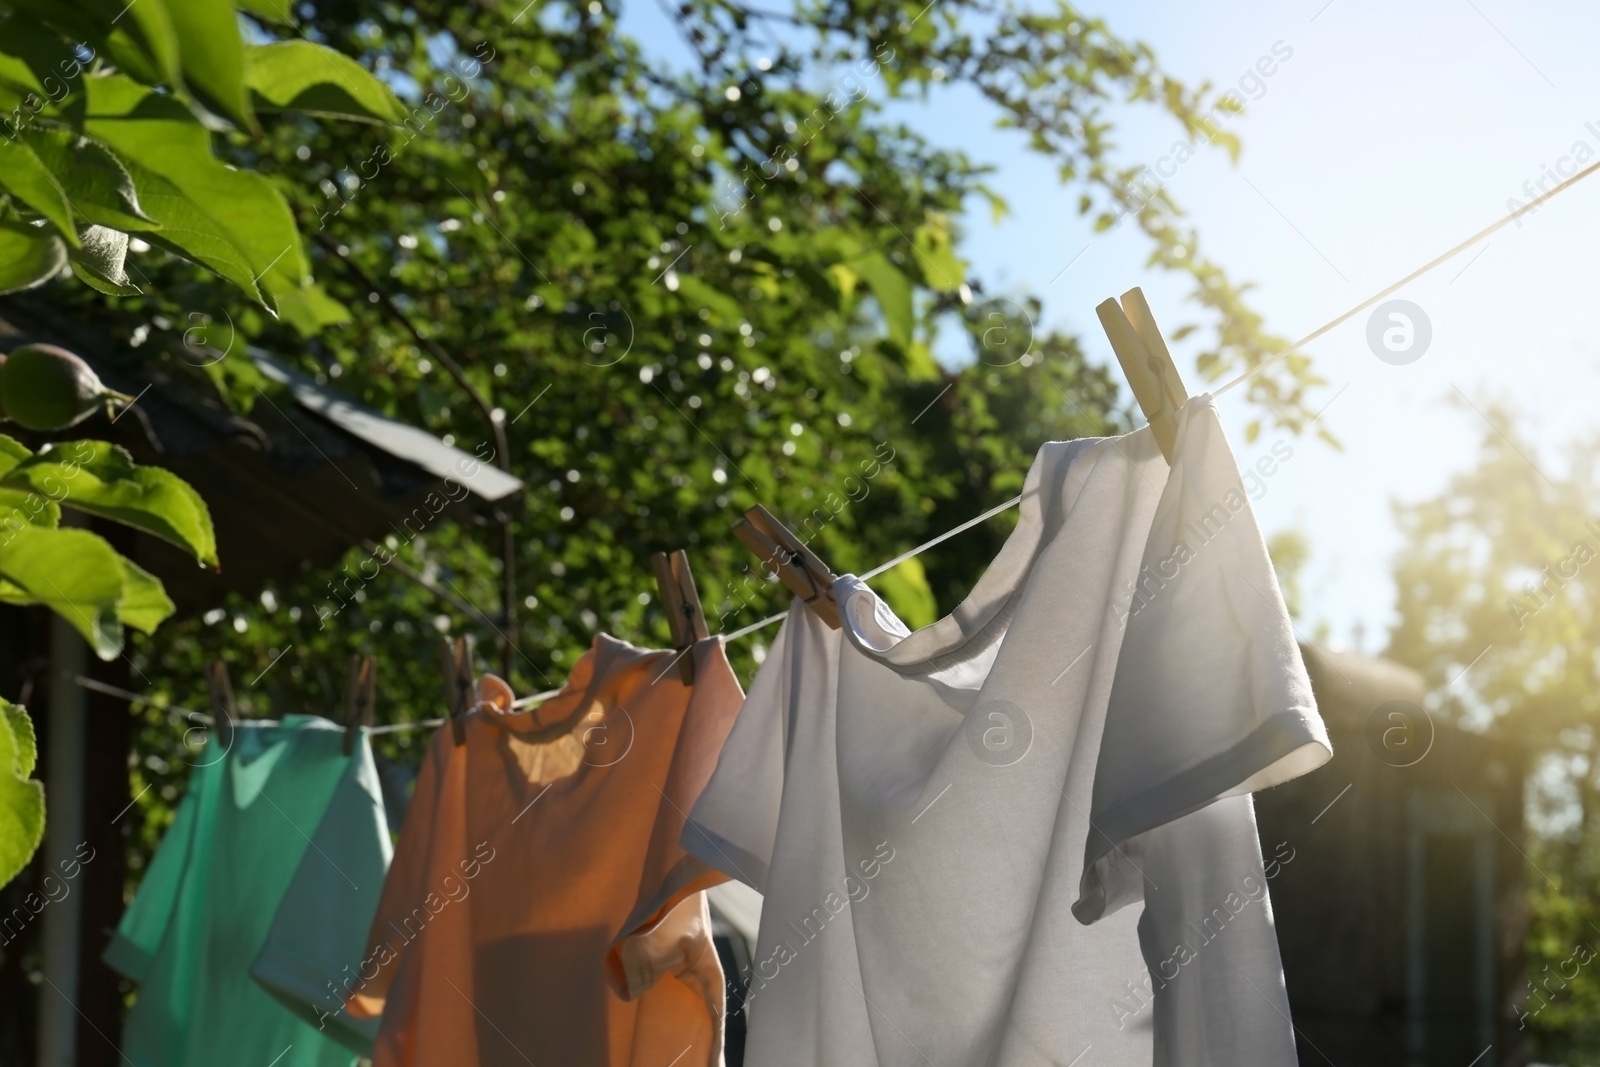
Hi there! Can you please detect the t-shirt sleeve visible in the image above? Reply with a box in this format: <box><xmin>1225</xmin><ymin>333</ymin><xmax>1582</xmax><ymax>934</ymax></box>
<box><xmin>608</xmin><ymin>638</ymin><xmax>748</xmax><ymax>998</ymax></box>
<box><xmin>681</xmin><ymin>607</ymin><xmax>805</xmax><ymax>894</ymax></box>
<box><xmin>251</xmin><ymin>733</ymin><xmax>393</xmax><ymax>1053</ymax></box>
<box><xmin>103</xmin><ymin>765</ymin><xmax>206</xmax><ymax>982</ymax></box>
<box><xmin>1076</xmin><ymin>397</ymin><xmax>1332</xmax><ymax>923</ymax></box>
<box><xmin>346</xmin><ymin>721</ymin><xmax>453</xmax><ymax>1020</ymax></box>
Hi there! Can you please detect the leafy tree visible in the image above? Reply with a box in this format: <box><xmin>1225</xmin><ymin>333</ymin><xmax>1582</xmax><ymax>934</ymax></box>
<box><xmin>7</xmin><ymin>0</ymin><xmax>1319</xmax><ymax>947</ymax></box>
<box><xmin>1387</xmin><ymin>401</ymin><xmax>1600</xmax><ymax>1061</ymax></box>
<box><xmin>0</xmin><ymin>0</ymin><xmax>401</xmax><ymax>881</ymax></box>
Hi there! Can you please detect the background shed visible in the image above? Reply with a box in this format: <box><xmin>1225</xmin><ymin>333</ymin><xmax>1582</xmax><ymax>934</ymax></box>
<box><xmin>1258</xmin><ymin>645</ymin><xmax>1530</xmax><ymax>1067</ymax></box>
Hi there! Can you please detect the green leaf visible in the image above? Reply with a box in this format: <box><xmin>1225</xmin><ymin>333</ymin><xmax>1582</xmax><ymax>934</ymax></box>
<box><xmin>0</xmin><ymin>51</ymin><xmax>45</xmax><ymax>101</ymax></box>
<box><xmin>0</xmin><ymin>525</ymin><xmax>127</xmax><ymax>658</ymax></box>
<box><xmin>974</xmin><ymin>184</ymin><xmax>1008</xmax><ymax>225</ymax></box>
<box><xmin>912</xmin><ymin>213</ymin><xmax>965</xmax><ymax>293</ymax></box>
<box><xmin>0</xmin><ymin>74</ymin><xmax>31</xmax><ymax>116</ymax></box>
<box><xmin>2</xmin><ymin>441</ymin><xmax>218</xmax><ymax>567</ymax></box>
<box><xmin>70</xmin><ymin>224</ymin><xmax>141</xmax><ymax>296</ymax></box>
<box><xmin>0</xmin><ymin>2</ymin><xmax>170</xmax><ymax>91</ymax></box>
<box><xmin>201</xmin><ymin>351</ymin><xmax>270</xmax><ymax>414</ymax></box>
<box><xmin>900</xmin><ymin>340</ymin><xmax>941</xmax><ymax>382</ymax></box>
<box><xmin>0</xmin><ymin>139</ymin><xmax>76</xmax><ymax>244</ymax></box>
<box><xmin>66</xmin><ymin>0</ymin><xmax>182</xmax><ymax>89</ymax></box>
<box><xmin>0</xmin><ymin>489</ymin><xmax>62</xmax><ymax>533</ymax></box>
<box><xmin>272</xmin><ymin>281</ymin><xmax>351</xmax><ymax>336</ymax></box>
<box><xmin>162</xmin><ymin>0</ymin><xmax>256</xmax><ymax>130</ymax></box>
<box><xmin>0</xmin><ymin>438</ymin><xmax>64</xmax><ymax>532</ymax></box>
<box><xmin>825</xmin><ymin>263</ymin><xmax>858</xmax><ymax>306</ymax></box>
<box><xmin>854</xmin><ymin>252</ymin><xmax>914</xmax><ymax>348</ymax></box>
<box><xmin>115</xmin><ymin>555</ymin><xmax>175</xmax><ymax>634</ymax></box>
<box><xmin>0</xmin><ymin>440</ymin><xmax>58</xmax><ymax>543</ymax></box>
<box><xmin>0</xmin><ymin>543</ymin><xmax>172</xmax><ymax>644</ymax></box>
<box><xmin>96</xmin><ymin>27</ymin><xmax>168</xmax><ymax>87</ymax></box>
<box><xmin>0</xmin><ymin>436</ymin><xmax>36</xmax><ymax>479</ymax></box>
<box><xmin>0</xmin><ymin>700</ymin><xmax>46</xmax><ymax>890</ymax></box>
<box><xmin>19</xmin><ymin>127</ymin><xmax>157</xmax><ymax>232</ymax></box>
<box><xmin>0</xmin><ymin>12</ymin><xmax>83</xmax><ymax>96</ymax></box>
<box><xmin>116</xmin><ymin>159</ymin><xmax>274</xmax><ymax>311</ymax></box>
<box><xmin>0</xmin><ymin>223</ymin><xmax>68</xmax><ymax>295</ymax></box>
<box><xmin>245</xmin><ymin>42</ymin><xmax>404</xmax><ymax>124</ymax></box>
<box><xmin>84</xmin><ymin>74</ymin><xmax>306</xmax><ymax>300</ymax></box>
<box><xmin>4</xmin><ymin>702</ymin><xmax>36</xmax><ymax>778</ymax></box>
<box><xmin>872</xmin><ymin>556</ymin><xmax>937</xmax><ymax>631</ymax></box>
<box><xmin>235</xmin><ymin>0</ymin><xmax>299</xmax><ymax>24</ymax></box>
<box><xmin>113</xmin><ymin>0</ymin><xmax>182</xmax><ymax>85</ymax></box>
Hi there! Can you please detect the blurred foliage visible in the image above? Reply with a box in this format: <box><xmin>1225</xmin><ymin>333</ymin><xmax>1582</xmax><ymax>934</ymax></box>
<box><xmin>1524</xmin><ymin>867</ymin><xmax>1600</xmax><ymax>1063</ymax></box>
<box><xmin>1388</xmin><ymin>400</ymin><xmax>1600</xmax><ymax>1059</ymax></box>
<box><xmin>1267</xmin><ymin>527</ymin><xmax>1310</xmax><ymax>621</ymax></box>
<box><xmin>6</xmin><ymin>0</ymin><xmax>1323</xmax><ymax>893</ymax></box>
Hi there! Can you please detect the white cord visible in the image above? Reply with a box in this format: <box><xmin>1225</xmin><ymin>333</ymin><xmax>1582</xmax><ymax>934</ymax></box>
<box><xmin>1215</xmin><ymin>156</ymin><xmax>1600</xmax><ymax>398</ymax></box>
<box><xmin>82</xmin><ymin>159</ymin><xmax>1600</xmax><ymax>728</ymax></box>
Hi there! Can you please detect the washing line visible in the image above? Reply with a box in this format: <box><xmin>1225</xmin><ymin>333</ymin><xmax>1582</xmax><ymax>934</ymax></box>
<box><xmin>72</xmin><ymin>674</ymin><xmax>444</xmax><ymax>734</ymax></box>
<box><xmin>650</xmin><ymin>154</ymin><xmax>1600</xmax><ymax>667</ymax></box>
<box><xmin>1214</xmin><ymin>156</ymin><xmax>1600</xmax><ymax>397</ymax></box>
<box><xmin>75</xmin><ymin>157</ymin><xmax>1600</xmax><ymax>723</ymax></box>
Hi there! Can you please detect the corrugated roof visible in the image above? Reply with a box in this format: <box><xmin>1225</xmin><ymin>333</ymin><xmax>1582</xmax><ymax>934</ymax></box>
<box><xmin>250</xmin><ymin>349</ymin><xmax>521</xmax><ymax>502</ymax></box>
<box><xmin>0</xmin><ymin>299</ymin><xmax>523</xmax><ymax>615</ymax></box>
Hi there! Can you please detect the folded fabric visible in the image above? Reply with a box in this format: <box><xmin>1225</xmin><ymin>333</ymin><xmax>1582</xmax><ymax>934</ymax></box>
<box><xmin>684</xmin><ymin>395</ymin><xmax>1332</xmax><ymax>1066</ymax></box>
<box><xmin>349</xmin><ymin>635</ymin><xmax>745</xmax><ymax>1067</ymax></box>
<box><xmin>106</xmin><ymin>716</ymin><xmax>390</xmax><ymax>1067</ymax></box>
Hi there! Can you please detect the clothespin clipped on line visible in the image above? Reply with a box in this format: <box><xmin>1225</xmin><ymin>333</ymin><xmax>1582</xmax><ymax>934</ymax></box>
<box><xmin>208</xmin><ymin>659</ymin><xmax>236</xmax><ymax>754</ymax></box>
<box><xmin>651</xmin><ymin>549</ymin><xmax>710</xmax><ymax>684</ymax></box>
<box><xmin>439</xmin><ymin>636</ymin><xmax>476</xmax><ymax>745</ymax></box>
<box><xmin>344</xmin><ymin>654</ymin><xmax>377</xmax><ymax>756</ymax></box>
<box><xmin>731</xmin><ymin>505</ymin><xmax>841</xmax><ymax>629</ymax></box>
<box><xmin>1095</xmin><ymin>287</ymin><xmax>1189</xmax><ymax>463</ymax></box>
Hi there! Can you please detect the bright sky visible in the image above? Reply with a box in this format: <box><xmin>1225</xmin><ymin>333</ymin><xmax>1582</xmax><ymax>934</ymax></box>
<box><xmin>622</xmin><ymin>0</ymin><xmax>1600</xmax><ymax>654</ymax></box>
<box><xmin>944</xmin><ymin>0</ymin><xmax>1600</xmax><ymax>655</ymax></box>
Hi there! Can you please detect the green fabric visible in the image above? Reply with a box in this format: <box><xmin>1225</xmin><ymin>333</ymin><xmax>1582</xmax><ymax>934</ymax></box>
<box><xmin>251</xmin><ymin>726</ymin><xmax>392</xmax><ymax>1055</ymax></box>
<box><xmin>106</xmin><ymin>716</ymin><xmax>382</xmax><ymax>1067</ymax></box>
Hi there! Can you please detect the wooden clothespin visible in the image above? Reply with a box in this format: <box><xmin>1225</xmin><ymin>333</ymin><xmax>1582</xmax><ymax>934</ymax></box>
<box><xmin>731</xmin><ymin>505</ymin><xmax>841</xmax><ymax>628</ymax></box>
<box><xmin>208</xmin><ymin>660</ymin><xmax>236</xmax><ymax>754</ymax></box>
<box><xmin>1095</xmin><ymin>287</ymin><xmax>1189</xmax><ymax>463</ymax></box>
<box><xmin>439</xmin><ymin>636</ymin><xmax>476</xmax><ymax>745</ymax></box>
<box><xmin>651</xmin><ymin>549</ymin><xmax>710</xmax><ymax>683</ymax></box>
<box><xmin>344</xmin><ymin>654</ymin><xmax>377</xmax><ymax>756</ymax></box>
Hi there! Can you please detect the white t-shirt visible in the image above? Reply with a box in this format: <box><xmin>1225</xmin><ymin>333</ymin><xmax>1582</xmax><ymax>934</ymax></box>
<box><xmin>684</xmin><ymin>395</ymin><xmax>1331</xmax><ymax>1066</ymax></box>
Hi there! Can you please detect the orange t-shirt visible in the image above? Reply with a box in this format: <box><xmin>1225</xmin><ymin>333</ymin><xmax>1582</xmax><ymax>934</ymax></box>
<box><xmin>347</xmin><ymin>634</ymin><xmax>746</xmax><ymax>1067</ymax></box>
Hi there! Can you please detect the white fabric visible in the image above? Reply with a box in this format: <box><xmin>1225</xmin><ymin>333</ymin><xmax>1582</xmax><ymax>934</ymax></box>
<box><xmin>683</xmin><ymin>395</ymin><xmax>1331</xmax><ymax>1066</ymax></box>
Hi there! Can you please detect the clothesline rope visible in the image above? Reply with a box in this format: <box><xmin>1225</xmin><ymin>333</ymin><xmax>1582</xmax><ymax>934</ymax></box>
<box><xmin>701</xmin><ymin>490</ymin><xmax>1033</xmax><ymax>651</ymax></box>
<box><xmin>80</xmin><ymin>160</ymin><xmax>1600</xmax><ymax>725</ymax></box>
<box><xmin>1214</xmin><ymin>155</ymin><xmax>1600</xmax><ymax>397</ymax></box>
<box><xmin>72</xmin><ymin>674</ymin><xmax>444</xmax><ymax>734</ymax></box>
<box><xmin>708</xmin><ymin>158</ymin><xmax>1600</xmax><ymax>657</ymax></box>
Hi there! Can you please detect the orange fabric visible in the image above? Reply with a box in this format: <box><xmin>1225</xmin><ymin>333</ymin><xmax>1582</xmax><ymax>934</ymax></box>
<box><xmin>347</xmin><ymin>635</ymin><xmax>745</xmax><ymax>1067</ymax></box>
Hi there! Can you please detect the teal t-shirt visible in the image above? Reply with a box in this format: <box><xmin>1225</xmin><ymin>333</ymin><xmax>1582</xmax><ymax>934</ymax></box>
<box><xmin>106</xmin><ymin>716</ymin><xmax>389</xmax><ymax>1067</ymax></box>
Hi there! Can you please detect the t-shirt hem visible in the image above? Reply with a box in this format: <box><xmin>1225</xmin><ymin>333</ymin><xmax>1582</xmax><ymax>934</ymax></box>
<box><xmin>680</xmin><ymin>819</ymin><xmax>769</xmax><ymax>896</ymax></box>
<box><xmin>102</xmin><ymin>934</ymin><xmax>153</xmax><ymax>982</ymax></box>
<box><xmin>614</xmin><ymin>854</ymin><xmax>727</xmax><ymax>948</ymax></box>
<box><xmin>252</xmin><ymin>942</ymin><xmax>379</xmax><ymax>1055</ymax></box>
<box><xmin>1074</xmin><ymin>705</ymin><xmax>1331</xmax><ymax>924</ymax></box>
